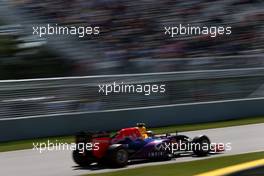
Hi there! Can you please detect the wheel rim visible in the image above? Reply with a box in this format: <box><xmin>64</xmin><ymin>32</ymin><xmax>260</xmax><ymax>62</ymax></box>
<box><xmin>116</xmin><ymin>150</ymin><xmax>128</xmax><ymax>163</ymax></box>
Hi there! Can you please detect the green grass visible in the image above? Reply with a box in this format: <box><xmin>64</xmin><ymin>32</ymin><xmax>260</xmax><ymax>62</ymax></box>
<box><xmin>0</xmin><ymin>116</ymin><xmax>264</xmax><ymax>152</ymax></box>
<box><xmin>151</xmin><ymin>116</ymin><xmax>264</xmax><ymax>134</ymax></box>
<box><xmin>0</xmin><ymin>136</ymin><xmax>74</xmax><ymax>152</ymax></box>
<box><xmin>86</xmin><ymin>151</ymin><xmax>264</xmax><ymax>176</ymax></box>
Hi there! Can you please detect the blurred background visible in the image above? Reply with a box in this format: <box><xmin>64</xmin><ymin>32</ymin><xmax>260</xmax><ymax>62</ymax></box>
<box><xmin>0</xmin><ymin>0</ymin><xmax>263</xmax><ymax>119</ymax></box>
<box><xmin>0</xmin><ymin>0</ymin><xmax>263</xmax><ymax>78</ymax></box>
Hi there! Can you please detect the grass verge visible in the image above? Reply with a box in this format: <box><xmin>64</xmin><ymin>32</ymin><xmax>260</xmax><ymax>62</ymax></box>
<box><xmin>151</xmin><ymin>116</ymin><xmax>264</xmax><ymax>134</ymax></box>
<box><xmin>0</xmin><ymin>116</ymin><xmax>264</xmax><ymax>152</ymax></box>
<box><xmin>85</xmin><ymin>151</ymin><xmax>264</xmax><ymax>176</ymax></box>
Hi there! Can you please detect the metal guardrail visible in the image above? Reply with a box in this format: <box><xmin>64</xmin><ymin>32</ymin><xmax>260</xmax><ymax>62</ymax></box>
<box><xmin>0</xmin><ymin>67</ymin><xmax>264</xmax><ymax>119</ymax></box>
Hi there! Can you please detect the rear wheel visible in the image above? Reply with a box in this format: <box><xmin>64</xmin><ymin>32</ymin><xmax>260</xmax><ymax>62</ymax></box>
<box><xmin>107</xmin><ymin>146</ymin><xmax>128</xmax><ymax>167</ymax></box>
<box><xmin>72</xmin><ymin>149</ymin><xmax>93</xmax><ymax>166</ymax></box>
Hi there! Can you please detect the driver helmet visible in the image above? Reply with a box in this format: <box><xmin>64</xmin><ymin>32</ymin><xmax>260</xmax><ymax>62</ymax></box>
<box><xmin>136</xmin><ymin>123</ymin><xmax>148</xmax><ymax>139</ymax></box>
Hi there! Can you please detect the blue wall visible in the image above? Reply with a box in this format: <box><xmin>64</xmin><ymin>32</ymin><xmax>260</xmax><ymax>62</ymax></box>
<box><xmin>0</xmin><ymin>98</ymin><xmax>264</xmax><ymax>142</ymax></box>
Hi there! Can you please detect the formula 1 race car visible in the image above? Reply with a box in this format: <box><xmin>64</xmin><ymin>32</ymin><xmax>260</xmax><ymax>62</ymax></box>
<box><xmin>73</xmin><ymin>123</ymin><xmax>224</xmax><ymax>167</ymax></box>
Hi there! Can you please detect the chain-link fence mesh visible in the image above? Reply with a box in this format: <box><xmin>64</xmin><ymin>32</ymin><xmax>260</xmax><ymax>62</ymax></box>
<box><xmin>0</xmin><ymin>68</ymin><xmax>264</xmax><ymax>119</ymax></box>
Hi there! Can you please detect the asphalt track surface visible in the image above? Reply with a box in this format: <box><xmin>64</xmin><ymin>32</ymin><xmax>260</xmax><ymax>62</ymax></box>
<box><xmin>0</xmin><ymin>123</ymin><xmax>264</xmax><ymax>176</ymax></box>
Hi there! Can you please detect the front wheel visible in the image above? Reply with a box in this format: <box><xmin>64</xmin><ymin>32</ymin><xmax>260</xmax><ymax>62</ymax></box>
<box><xmin>192</xmin><ymin>135</ymin><xmax>211</xmax><ymax>156</ymax></box>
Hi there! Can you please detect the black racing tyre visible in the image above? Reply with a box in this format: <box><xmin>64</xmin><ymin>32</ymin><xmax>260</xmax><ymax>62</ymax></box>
<box><xmin>192</xmin><ymin>135</ymin><xmax>211</xmax><ymax>156</ymax></box>
<box><xmin>72</xmin><ymin>149</ymin><xmax>93</xmax><ymax>166</ymax></box>
<box><xmin>107</xmin><ymin>146</ymin><xmax>128</xmax><ymax>168</ymax></box>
